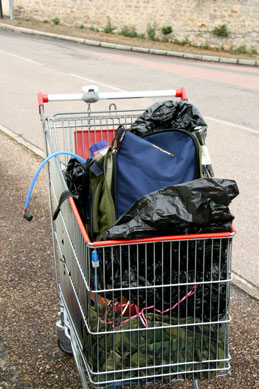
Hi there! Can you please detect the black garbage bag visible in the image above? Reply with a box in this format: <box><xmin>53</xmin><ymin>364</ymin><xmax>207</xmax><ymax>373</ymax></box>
<box><xmin>96</xmin><ymin>178</ymin><xmax>238</xmax><ymax>321</ymax></box>
<box><xmin>96</xmin><ymin>239</ymin><xmax>229</xmax><ymax>322</ymax></box>
<box><xmin>103</xmin><ymin>178</ymin><xmax>239</xmax><ymax>240</ymax></box>
<box><xmin>63</xmin><ymin>158</ymin><xmax>90</xmax><ymax>223</ymax></box>
<box><xmin>130</xmin><ymin>100</ymin><xmax>207</xmax><ymax>137</ymax></box>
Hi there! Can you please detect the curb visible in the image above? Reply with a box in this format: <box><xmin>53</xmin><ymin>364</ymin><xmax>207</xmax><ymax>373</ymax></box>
<box><xmin>0</xmin><ymin>123</ymin><xmax>258</xmax><ymax>301</ymax></box>
<box><xmin>1</xmin><ymin>22</ymin><xmax>258</xmax><ymax>67</ymax></box>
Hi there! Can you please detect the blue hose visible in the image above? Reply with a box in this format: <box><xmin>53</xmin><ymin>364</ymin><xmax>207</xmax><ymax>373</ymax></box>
<box><xmin>22</xmin><ymin>151</ymin><xmax>86</xmax><ymax>220</ymax></box>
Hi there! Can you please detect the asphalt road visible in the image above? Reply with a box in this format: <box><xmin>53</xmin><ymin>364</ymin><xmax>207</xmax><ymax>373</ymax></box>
<box><xmin>0</xmin><ymin>28</ymin><xmax>258</xmax><ymax>291</ymax></box>
<box><xmin>0</xmin><ymin>28</ymin><xmax>259</xmax><ymax>151</ymax></box>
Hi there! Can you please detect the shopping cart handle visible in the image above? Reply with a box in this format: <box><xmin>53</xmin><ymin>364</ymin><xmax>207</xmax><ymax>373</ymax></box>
<box><xmin>176</xmin><ymin>87</ymin><xmax>188</xmax><ymax>101</ymax></box>
<box><xmin>38</xmin><ymin>86</ymin><xmax>188</xmax><ymax>112</ymax></box>
<box><xmin>38</xmin><ymin>92</ymin><xmax>48</xmax><ymax>113</ymax></box>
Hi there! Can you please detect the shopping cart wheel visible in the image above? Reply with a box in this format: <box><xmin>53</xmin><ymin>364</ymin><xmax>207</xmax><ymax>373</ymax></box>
<box><xmin>57</xmin><ymin>339</ymin><xmax>73</xmax><ymax>355</ymax></box>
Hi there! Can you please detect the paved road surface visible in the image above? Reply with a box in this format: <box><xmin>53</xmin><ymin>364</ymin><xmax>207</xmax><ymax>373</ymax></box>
<box><xmin>0</xmin><ymin>29</ymin><xmax>258</xmax><ymax>291</ymax></box>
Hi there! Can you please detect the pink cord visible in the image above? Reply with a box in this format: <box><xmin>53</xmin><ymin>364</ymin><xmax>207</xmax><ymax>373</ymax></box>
<box><xmin>104</xmin><ymin>285</ymin><xmax>198</xmax><ymax>328</ymax></box>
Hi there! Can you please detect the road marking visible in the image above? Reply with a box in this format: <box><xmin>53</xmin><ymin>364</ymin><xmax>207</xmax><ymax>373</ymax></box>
<box><xmin>0</xmin><ymin>49</ymin><xmax>43</xmax><ymax>65</ymax></box>
<box><xmin>74</xmin><ymin>47</ymin><xmax>259</xmax><ymax>90</ymax></box>
<box><xmin>70</xmin><ymin>74</ymin><xmax>259</xmax><ymax>134</ymax></box>
<box><xmin>205</xmin><ymin>116</ymin><xmax>259</xmax><ymax>134</ymax></box>
<box><xmin>69</xmin><ymin>73</ymin><xmax>125</xmax><ymax>92</ymax></box>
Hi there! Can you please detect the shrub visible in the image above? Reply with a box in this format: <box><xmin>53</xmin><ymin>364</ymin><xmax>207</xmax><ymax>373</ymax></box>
<box><xmin>161</xmin><ymin>26</ymin><xmax>173</xmax><ymax>35</ymax></box>
<box><xmin>104</xmin><ymin>17</ymin><xmax>115</xmax><ymax>34</ymax></box>
<box><xmin>43</xmin><ymin>19</ymin><xmax>49</xmax><ymax>24</ymax></box>
<box><xmin>52</xmin><ymin>17</ymin><xmax>60</xmax><ymax>25</ymax></box>
<box><xmin>147</xmin><ymin>24</ymin><xmax>158</xmax><ymax>41</ymax></box>
<box><xmin>235</xmin><ymin>45</ymin><xmax>247</xmax><ymax>54</ymax></box>
<box><xmin>79</xmin><ymin>24</ymin><xmax>85</xmax><ymax>29</ymax></box>
<box><xmin>212</xmin><ymin>24</ymin><xmax>230</xmax><ymax>37</ymax></box>
<box><xmin>120</xmin><ymin>26</ymin><xmax>138</xmax><ymax>38</ymax></box>
<box><xmin>173</xmin><ymin>38</ymin><xmax>190</xmax><ymax>46</ymax></box>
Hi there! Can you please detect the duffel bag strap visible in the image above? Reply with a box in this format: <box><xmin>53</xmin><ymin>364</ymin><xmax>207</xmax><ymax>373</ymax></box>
<box><xmin>53</xmin><ymin>190</ymin><xmax>79</xmax><ymax>221</ymax></box>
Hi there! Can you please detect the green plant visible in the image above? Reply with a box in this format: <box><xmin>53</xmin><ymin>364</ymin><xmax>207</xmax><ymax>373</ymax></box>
<box><xmin>120</xmin><ymin>26</ymin><xmax>138</xmax><ymax>38</ymax></box>
<box><xmin>52</xmin><ymin>17</ymin><xmax>60</xmax><ymax>25</ymax></box>
<box><xmin>90</xmin><ymin>26</ymin><xmax>95</xmax><ymax>31</ymax></box>
<box><xmin>162</xmin><ymin>37</ymin><xmax>169</xmax><ymax>42</ymax></box>
<box><xmin>104</xmin><ymin>17</ymin><xmax>115</xmax><ymax>34</ymax></box>
<box><xmin>251</xmin><ymin>48</ymin><xmax>258</xmax><ymax>55</ymax></box>
<box><xmin>235</xmin><ymin>45</ymin><xmax>247</xmax><ymax>54</ymax></box>
<box><xmin>138</xmin><ymin>33</ymin><xmax>146</xmax><ymax>39</ymax></box>
<box><xmin>147</xmin><ymin>24</ymin><xmax>158</xmax><ymax>41</ymax></box>
<box><xmin>212</xmin><ymin>24</ymin><xmax>230</xmax><ymax>37</ymax></box>
<box><xmin>161</xmin><ymin>26</ymin><xmax>173</xmax><ymax>35</ymax></box>
<box><xmin>79</xmin><ymin>24</ymin><xmax>85</xmax><ymax>29</ymax></box>
<box><xmin>43</xmin><ymin>19</ymin><xmax>49</xmax><ymax>24</ymax></box>
<box><xmin>173</xmin><ymin>38</ymin><xmax>190</xmax><ymax>46</ymax></box>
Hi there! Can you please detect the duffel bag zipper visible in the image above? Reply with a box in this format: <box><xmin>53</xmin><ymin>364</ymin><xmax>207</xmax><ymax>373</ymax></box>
<box><xmin>142</xmin><ymin>129</ymin><xmax>201</xmax><ymax>178</ymax></box>
<box><xmin>111</xmin><ymin>147</ymin><xmax>118</xmax><ymax>213</ymax></box>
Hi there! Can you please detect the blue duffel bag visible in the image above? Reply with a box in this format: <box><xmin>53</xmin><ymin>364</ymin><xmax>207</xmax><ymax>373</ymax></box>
<box><xmin>112</xmin><ymin>125</ymin><xmax>202</xmax><ymax>219</ymax></box>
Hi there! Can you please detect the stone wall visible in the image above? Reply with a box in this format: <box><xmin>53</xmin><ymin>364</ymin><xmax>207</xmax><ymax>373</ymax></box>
<box><xmin>12</xmin><ymin>0</ymin><xmax>259</xmax><ymax>52</ymax></box>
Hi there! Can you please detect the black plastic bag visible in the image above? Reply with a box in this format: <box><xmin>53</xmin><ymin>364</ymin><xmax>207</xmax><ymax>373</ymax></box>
<box><xmin>97</xmin><ymin>178</ymin><xmax>238</xmax><ymax>321</ymax></box>
<box><xmin>63</xmin><ymin>158</ymin><xmax>90</xmax><ymax>223</ymax></box>
<box><xmin>103</xmin><ymin>178</ymin><xmax>239</xmax><ymax>240</ymax></box>
<box><xmin>130</xmin><ymin>100</ymin><xmax>207</xmax><ymax>137</ymax></box>
<box><xmin>97</xmin><ymin>239</ymin><xmax>229</xmax><ymax>322</ymax></box>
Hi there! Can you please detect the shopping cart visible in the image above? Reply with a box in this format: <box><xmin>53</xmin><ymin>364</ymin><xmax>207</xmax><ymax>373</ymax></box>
<box><xmin>35</xmin><ymin>86</ymin><xmax>234</xmax><ymax>388</ymax></box>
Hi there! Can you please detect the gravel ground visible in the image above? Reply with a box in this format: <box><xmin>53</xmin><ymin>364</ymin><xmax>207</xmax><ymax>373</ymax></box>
<box><xmin>0</xmin><ymin>130</ymin><xmax>258</xmax><ymax>388</ymax></box>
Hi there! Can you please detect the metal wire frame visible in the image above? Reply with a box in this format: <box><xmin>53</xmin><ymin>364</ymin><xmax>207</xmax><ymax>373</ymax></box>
<box><xmin>41</xmin><ymin>104</ymin><xmax>234</xmax><ymax>389</ymax></box>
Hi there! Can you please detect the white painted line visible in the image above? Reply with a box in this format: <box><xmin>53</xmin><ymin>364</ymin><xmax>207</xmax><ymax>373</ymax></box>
<box><xmin>0</xmin><ymin>49</ymin><xmax>43</xmax><ymax>66</ymax></box>
<box><xmin>205</xmin><ymin>116</ymin><xmax>259</xmax><ymax>135</ymax></box>
<box><xmin>69</xmin><ymin>73</ymin><xmax>125</xmax><ymax>92</ymax></box>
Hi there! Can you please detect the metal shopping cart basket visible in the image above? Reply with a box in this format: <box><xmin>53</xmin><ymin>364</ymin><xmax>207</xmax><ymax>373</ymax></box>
<box><xmin>32</xmin><ymin>86</ymin><xmax>235</xmax><ymax>388</ymax></box>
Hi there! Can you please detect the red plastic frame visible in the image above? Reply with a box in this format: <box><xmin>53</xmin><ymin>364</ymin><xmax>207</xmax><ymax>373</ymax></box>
<box><xmin>176</xmin><ymin>87</ymin><xmax>188</xmax><ymax>101</ymax></box>
<box><xmin>68</xmin><ymin>197</ymin><xmax>235</xmax><ymax>248</ymax></box>
<box><xmin>38</xmin><ymin>92</ymin><xmax>48</xmax><ymax>113</ymax></box>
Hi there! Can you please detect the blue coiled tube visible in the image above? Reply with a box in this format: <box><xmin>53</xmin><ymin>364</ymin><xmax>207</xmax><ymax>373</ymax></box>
<box><xmin>22</xmin><ymin>151</ymin><xmax>86</xmax><ymax>220</ymax></box>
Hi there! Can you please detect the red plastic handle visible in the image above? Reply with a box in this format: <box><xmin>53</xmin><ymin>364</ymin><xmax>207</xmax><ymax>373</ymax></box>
<box><xmin>176</xmin><ymin>87</ymin><xmax>188</xmax><ymax>101</ymax></box>
<box><xmin>38</xmin><ymin>92</ymin><xmax>49</xmax><ymax>113</ymax></box>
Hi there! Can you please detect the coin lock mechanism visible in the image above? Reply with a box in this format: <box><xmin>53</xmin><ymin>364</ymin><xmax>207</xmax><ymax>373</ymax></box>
<box><xmin>82</xmin><ymin>86</ymin><xmax>99</xmax><ymax>103</ymax></box>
